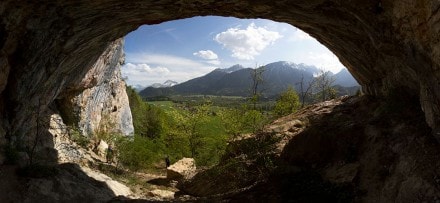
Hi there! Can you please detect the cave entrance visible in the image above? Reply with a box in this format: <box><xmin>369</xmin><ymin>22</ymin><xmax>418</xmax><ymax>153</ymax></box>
<box><xmin>117</xmin><ymin>16</ymin><xmax>362</xmax><ymax>197</ymax></box>
<box><xmin>5</xmin><ymin>0</ymin><xmax>439</xmax><ymax>157</ymax></box>
<box><xmin>2</xmin><ymin>1</ymin><xmax>440</xmax><ymax>201</ymax></box>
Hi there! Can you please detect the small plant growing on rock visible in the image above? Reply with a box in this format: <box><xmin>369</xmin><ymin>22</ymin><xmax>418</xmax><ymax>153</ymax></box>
<box><xmin>68</xmin><ymin>127</ymin><xmax>90</xmax><ymax>148</ymax></box>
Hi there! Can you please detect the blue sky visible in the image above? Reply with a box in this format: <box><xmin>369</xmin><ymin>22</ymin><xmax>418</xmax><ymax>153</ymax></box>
<box><xmin>122</xmin><ymin>16</ymin><xmax>346</xmax><ymax>87</ymax></box>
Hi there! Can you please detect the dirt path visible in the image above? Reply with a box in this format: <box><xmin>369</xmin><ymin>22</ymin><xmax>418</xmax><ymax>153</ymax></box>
<box><xmin>94</xmin><ymin>163</ymin><xmax>195</xmax><ymax>201</ymax></box>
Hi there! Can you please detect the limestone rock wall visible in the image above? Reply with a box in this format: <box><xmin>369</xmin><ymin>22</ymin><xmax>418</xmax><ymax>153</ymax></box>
<box><xmin>58</xmin><ymin>39</ymin><xmax>134</xmax><ymax>136</ymax></box>
<box><xmin>0</xmin><ymin>38</ymin><xmax>134</xmax><ymax>165</ymax></box>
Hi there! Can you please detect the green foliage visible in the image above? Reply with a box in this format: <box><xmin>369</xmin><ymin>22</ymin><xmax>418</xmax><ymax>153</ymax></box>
<box><xmin>167</xmin><ymin>105</ymin><xmax>204</xmax><ymax>158</ymax></box>
<box><xmin>116</xmin><ymin>135</ymin><xmax>165</xmax><ymax>171</ymax></box>
<box><xmin>69</xmin><ymin>127</ymin><xmax>90</xmax><ymax>148</ymax></box>
<box><xmin>122</xmin><ymin>86</ymin><xmax>274</xmax><ymax>170</ymax></box>
<box><xmin>195</xmin><ymin>115</ymin><xmax>228</xmax><ymax>166</ymax></box>
<box><xmin>225</xmin><ymin>132</ymin><xmax>280</xmax><ymax>171</ymax></box>
<box><xmin>127</xmin><ymin>86</ymin><xmax>166</xmax><ymax>138</ymax></box>
<box><xmin>218</xmin><ymin>108</ymin><xmax>247</xmax><ymax>138</ymax></box>
<box><xmin>273</xmin><ymin>86</ymin><xmax>300</xmax><ymax>116</ymax></box>
<box><xmin>168</xmin><ymin>95</ymin><xmax>249</xmax><ymax>109</ymax></box>
<box><xmin>249</xmin><ymin>66</ymin><xmax>265</xmax><ymax>110</ymax></box>
<box><xmin>166</xmin><ymin>102</ymin><xmax>228</xmax><ymax>166</ymax></box>
<box><xmin>195</xmin><ymin>132</ymin><xmax>281</xmax><ymax>194</ymax></box>
<box><xmin>314</xmin><ymin>70</ymin><xmax>337</xmax><ymax>102</ymax></box>
<box><xmin>219</xmin><ymin>105</ymin><xmax>268</xmax><ymax>136</ymax></box>
<box><xmin>243</xmin><ymin>110</ymin><xmax>267</xmax><ymax>134</ymax></box>
<box><xmin>328</xmin><ymin>88</ymin><xmax>338</xmax><ymax>100</ymax></box>
<box><xmin>94</xmin><ymin>116</ymin><xmax>123</xmax><ymax>144</ymax></box>
<box><xmin>124</xmin><ymin>88</ymin><xmax>232</xmax><ymax>168</ymax></box>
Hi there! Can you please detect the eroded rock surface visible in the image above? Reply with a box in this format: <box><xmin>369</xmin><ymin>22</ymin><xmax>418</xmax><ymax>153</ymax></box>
<box><xmin>57</xmin><ymin>38</ymin><xmax>134</xmax><ymax>137</ymax></box>
<box><xmin>0</xmin><ymin>163</ymin><xmax>125</xmax><ymax>202</ymax></box>
<box><xmin>14</xmin><ymin>38</ymin><xmax>133</xmax><ymax>166</ymax></box>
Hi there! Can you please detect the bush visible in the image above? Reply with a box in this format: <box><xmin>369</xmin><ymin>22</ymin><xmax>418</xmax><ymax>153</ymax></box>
<box><xmin>273</xmin><ymin>86</ymin><xmax>300</xmax><ymax>117</ymax></box>
<box><xmin>69</xmin><ymin>127</ymin><xmax>89</xmax><ymax>148</ymax></box>
<box><xmin>127</xmin><ymin>86</ymin><xmax>166</xmax><ymax>139</ymax></box>
<box><xmin>116</xmin><ymin>135</ymin><xmax>165</xmax><ymax>171</ymax></box>
<box><xmin>243</xmin><ymin>110</ymin><xmax>267</xmax><ymax>133</ymax></box>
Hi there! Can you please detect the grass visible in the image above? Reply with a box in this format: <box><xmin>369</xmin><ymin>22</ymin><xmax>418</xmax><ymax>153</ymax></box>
<box><xmin>147</xmin><ymin>101</ymin><xmax>175</xmax><ymax>111</ymax></box>
<box><xmin>165</xmin><ymin>95</ymin><xmax>275</xmax><ymax>110</ymax></box>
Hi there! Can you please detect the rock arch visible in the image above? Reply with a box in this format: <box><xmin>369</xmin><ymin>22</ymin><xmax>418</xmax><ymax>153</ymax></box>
<box><xmin>0</xmin><ymin>0</ymin><xmax>439</xmax><ymax>139</ymax></box>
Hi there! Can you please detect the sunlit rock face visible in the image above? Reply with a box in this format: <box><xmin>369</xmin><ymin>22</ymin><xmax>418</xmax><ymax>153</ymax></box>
<box><xmin>56</xmin><ymin>39</ymin><xmax>134</xmax><ymax>136</ymax></box>
<box><xmin>0</xmin><ymin>0</ymin><xmax>438</xmax><ymax>142</ymax></box>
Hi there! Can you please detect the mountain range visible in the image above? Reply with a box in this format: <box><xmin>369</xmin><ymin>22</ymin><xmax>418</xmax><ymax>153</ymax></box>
<box><xmin>150</xmin><ymin>80</ymin><xmax>179</xmax><ymax>88</ymax></box>
<box><xmin>139</xmin><ymin>61</ymin><xmax>360</xmax><ymax>99</ymax></box>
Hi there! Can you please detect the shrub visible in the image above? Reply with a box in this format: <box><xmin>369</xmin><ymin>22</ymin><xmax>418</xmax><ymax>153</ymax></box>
<box><xmin>69</xmin><ymin>127</ymin><xmax>89</xmax><ymax>148</ymax></box>
<box><xmin>116</xmin><ymin>135</ymin><xmax>165</xmax><ymax>171</ymax></box>
<box><xmin>273</xmin><ymin>86</ymin><xmax>300</xmax><ymax>117</ymax></box>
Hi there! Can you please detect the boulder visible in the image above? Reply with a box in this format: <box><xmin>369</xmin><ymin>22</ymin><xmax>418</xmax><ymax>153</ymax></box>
<box><xmin>147</xmin><ymin>189</ymin><xmax>174</xmax><ymax>200</ymax></box>
<box><xmin>96</xmin><ymin>140</ymin><xmax>108</xmax><ymax>158</ymax></box>
<box><xmin>166</xmin><ymin>158</ymin><xmax>196</xmax><ymax>181</ymax></box>
<box><xmin>23</xmin><ymin>163</ymin><xmax>128</xmax><ymax>202</ymax></box>
<box><xmin>80</xmin><ymin>166</ymin><xmax>132</xmax><ymax>197</ymax></box>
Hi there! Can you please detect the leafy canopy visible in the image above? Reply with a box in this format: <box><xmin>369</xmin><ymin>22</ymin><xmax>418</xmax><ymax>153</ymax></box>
<box><xmin>273</xmin><ymin>86</ymin><xmax>300</xmax><ymax>116</ymax></box>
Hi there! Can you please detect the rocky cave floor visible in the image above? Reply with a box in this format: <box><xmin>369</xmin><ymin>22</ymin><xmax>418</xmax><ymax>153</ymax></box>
<box><xmin>2</xmin><ymin>94</ymin><xmax>440</xmax><ymax>202</ymax></box>
<box><xmin>0</xmin><ymin>147</ymin><xmax>191</xmax><ymax>202</ymax></box>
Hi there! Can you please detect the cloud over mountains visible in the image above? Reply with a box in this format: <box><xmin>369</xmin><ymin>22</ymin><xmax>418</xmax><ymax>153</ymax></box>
<box><xmin>214</xmin><ymin>23</ymin><xmax>282</xmax><ymax>60</ymax></box>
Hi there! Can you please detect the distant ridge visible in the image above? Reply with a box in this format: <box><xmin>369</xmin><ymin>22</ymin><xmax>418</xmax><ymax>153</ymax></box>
<box><xmin>139</xmin><ymin>61</ymin><xmax>359</xmax><ymax>98</ymax></box>
<box><xmin>150</xmin><ymin>80</ymin><xmax>178</xmax><ymax>88</ymax></box>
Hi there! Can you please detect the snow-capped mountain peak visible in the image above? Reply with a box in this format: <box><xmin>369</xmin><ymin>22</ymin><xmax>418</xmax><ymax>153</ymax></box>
<box><xmin>150</xmin><ymin>80</ymin><xmax>178</xmax><ymax>88</ymax></box>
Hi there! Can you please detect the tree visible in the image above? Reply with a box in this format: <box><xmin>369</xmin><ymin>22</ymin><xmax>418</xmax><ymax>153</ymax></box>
<box><xmin>273</xmin><ymin>86</ymin><xmax>300</xmax><ymax>116</ymax></box>
<box><xmin>249</xmin><ymin>65</ymin><xmax>265</xmax><ymax>110</ymax></box>
<box><xmin>126</xmin><ymin>86</ymin><xmax>165</xmax><ymax>139</ymax></box>
<box><xmin>169</xmin><ymin>103</ymin><xmax>210</xmax><ymax>158</ymax></box>
<box><xmin>218</xmin><ymin>108</ymin><xmax>247</xmax><ymax>139</ymax></box>
<box><xmin>314</xmin><ymin>70</ymin><xmax>336</xmax><ymax>102</ymax></box>
<box><xmin>243</xmin><ymin>109</ymin><xmax>266</xmax><ymax>134</ymax></box>
<box><xmin>244</xmin><ymin>65</ymin><xmax>267</xmax><ymax>134</ymax></box>
<box><xmin>297</xmin><ymin>73</ymin><xmax>316</xmax><ymax>108</ymax></box>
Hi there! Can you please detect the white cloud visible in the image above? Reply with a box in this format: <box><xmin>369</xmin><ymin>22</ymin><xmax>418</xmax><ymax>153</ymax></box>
<box><xmin>288</xmin><ymin>28</ymin><xmax>314</xmax><ymax>41</ymax></box>
<box><xmin>214</xmin><ymin>23</ymin><xmax>282</xmax><ymax>60</ymax></box>
<box><xmin>206</xmin><ymin>60</ymin><xmax>221</xmax><ymax>65</ymax></box>
<box><xmin>126</xmin><ymin>53</ymin><xmax>204</xmax><ymax>68</ymax></box>
<box><xmin>193</xmin><ymin>50</ymin><xmax>218</xmax><ymax>60</ymax></box>
<box><xmin>122</xmin><ymin>53</ymin><xmax>218</xmax><ymax>86</ymax></box>
<box><xmin>306</xmin><ymin>52</ymin><xmax>344</xmax><ymax>73</ymax></box>
<box><xmin>123</xmin><ymin>63</ymin><xmax>170</xmax><ymax>74</ymax></box>
<box><xmin>122</xmin><ymin>63</ymin><xmax>171</xmax><ymax>86</ymax></box>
